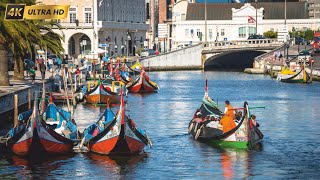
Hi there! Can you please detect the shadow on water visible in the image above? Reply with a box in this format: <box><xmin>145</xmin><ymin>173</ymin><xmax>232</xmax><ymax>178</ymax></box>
<box><xmin>87</xmin><ymin>152</ymin><xmax>147</xmax><ymax>166</ymax></box>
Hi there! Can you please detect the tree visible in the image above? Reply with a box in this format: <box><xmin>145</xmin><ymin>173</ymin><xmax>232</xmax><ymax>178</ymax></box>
<box><xmin>263</xmin><ymin>30</ymin><xmax>277</xmax><ymax>38</ymax></box>
<box><xmin>0</xmin><ymin>0</ymin><xmax>64</xmax><ymax>83</ymax></box>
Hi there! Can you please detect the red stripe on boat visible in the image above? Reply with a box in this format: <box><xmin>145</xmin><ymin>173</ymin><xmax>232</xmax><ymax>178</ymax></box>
<box><xmin>11</xmin><ymin>138</ymin><xmax>33</xmax><ymax>156</ymax></box>
<box><xmin>89</xmin><ymin>136</ymin><xmax>119</xmax><ymax>155</ymax></box>
<box><xmin>125</xmin><ymin>136</ymin><xmax>145</xmax><ymax>154</ymax></box>
<box><xmin>39</xmin><ymin>138</ymin><xmax>73</xmax><ymax>154</ymax></box>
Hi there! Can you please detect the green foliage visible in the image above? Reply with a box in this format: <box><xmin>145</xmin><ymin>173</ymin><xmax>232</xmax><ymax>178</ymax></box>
<box><xmin>263</xmin><ymin>30</ymin><xmax>277</xmax><ymax>38</ymax></box>
<box><xmin>290</xmin><ymin>28</ymin><xmax>314</xmax><ymax>40</ymax></box>
<box><xmin>136</xmin><ymin>48</ymin><xmax>144</xmax><ymax>55</ymax></box>
<box><xmin>0</xmin><ymin>0</ymin><xmax>64</xmax><ymax>80</ymax></box>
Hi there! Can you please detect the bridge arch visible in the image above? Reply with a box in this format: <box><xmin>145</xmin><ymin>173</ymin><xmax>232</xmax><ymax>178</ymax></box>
<box><xmin>204</xmin><ymin>50</ymin><xmax>266</xmax><ymax>71</ymax></box>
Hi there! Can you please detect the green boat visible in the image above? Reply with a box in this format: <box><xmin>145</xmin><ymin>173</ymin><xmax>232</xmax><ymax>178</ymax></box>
<box><xmin>188</xmin><ymin>81</ymin><xmax>263</xmax><ymax>150</ymax></box>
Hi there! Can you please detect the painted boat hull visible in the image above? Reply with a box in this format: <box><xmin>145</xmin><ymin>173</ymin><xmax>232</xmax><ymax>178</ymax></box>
<box><xmin>88</xmin><ymin>123</ymin><xmax>146</xmax><ymax>155</ymax></box>
<box><xmin>6</xmin><ymin>124</ymin><xmax>34</xmax><ymax>156</ymax></box>
<box><xmin>127</xmin><ymin>71</ymin><xmax>159</xmax><ymax>93</ymax></box>
<box><xmin>10</xmin><ymin>137</ymin><xmax>33</xmax><ymax>156</ymax></box>
<box><xmin>36</xmin><ymin>119</ymin><xmax>75</xmax><ymax>154</ymax></box>
<box><xmin>85</xmin><ymin>94</ymin><xmax>120</xmax><ymax>104</ymax></box>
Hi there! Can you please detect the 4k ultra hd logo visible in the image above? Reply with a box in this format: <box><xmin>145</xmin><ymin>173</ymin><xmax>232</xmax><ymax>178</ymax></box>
<box><xmin>5</xmin><ymin>4</ymin><xmax>25</xmax><ymax>20</ymax></box>
<box><xmin>5</xmin><ymin>4</ymin><xmax>69</xmax><ymax>20</ymax></box>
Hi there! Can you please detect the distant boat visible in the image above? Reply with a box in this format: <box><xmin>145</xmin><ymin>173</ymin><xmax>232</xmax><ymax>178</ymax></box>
<box><xmin>82</xmin><ymin>92</ymin><xmax>152</xmax><ymax>155</ymax></box>
<box><xmin>85</xmin><ymin>78</ymin><xmax>120</xmax><ymax>105</ymax></box>
<box><xmin>277</xmin><ymin>66</ymin><xmax>311</xmax><ymax>83</ymax></box>
<box><xmin>126</xmin><ymin>69</ymin><xmax>159</xmax><ymax>93</ymax></box>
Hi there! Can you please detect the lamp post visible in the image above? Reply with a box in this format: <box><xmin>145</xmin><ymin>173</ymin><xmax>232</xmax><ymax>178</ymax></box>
<box><xmin>80</xmin><ymin>42</ymin><xmax>83</xmax><ymax>55</ymax></box>
<box><xmin>285</xmin><ymin>0</ymin><xmax>287</xmax><ymax>25</ymax></box>
<box><xmin>255</xmin><ymin>0</ymin><xmax>258</xmax><ymax>35</ymax></box>
<box><xmin>205</xmin><ymin>0</ymin><xmax>207</xmax><ymax>42</ymax></box>
<box><xmin>127</xmin><ymin>33</ymin><xmax>130</xmax><ymax>57</ymax></box>
<box><xmin>164</xmin><ymin>34</ymin><xmax>168</xmax><ymax>53</ymax></box>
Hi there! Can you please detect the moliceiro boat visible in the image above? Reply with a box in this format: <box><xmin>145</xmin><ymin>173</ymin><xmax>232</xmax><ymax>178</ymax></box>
<box><xmin>126</xmin><ymin>69</ymin><xmax>159</xmax><ymax>93</ymax></box>
<box><xmin>85</xmin><ymin>78</ymin><xmax>120</xmax><ymax>105</ymax></box>
<box><xmin>5</xmin><ymin>108</ymin><xmax>35</xmax><ymax>156</ymax></box>
<box><xmin>82</xmin><ymin>93</ymin><xmax>152</xmax><ymax>155</ymax></box>
<box><xmin>277</xmin><ymin>66</ymin><xmax>311</xmax><ymax>83</ymax></box>
<box><xmin>188</xmin><ymin>81</ymin><xmax>263</xmax><ymax>149</ymax></box>
<box><xmin>36</xmin><ymin>97</ymin><xmax>78</xmax><ymax>154</ymax></box>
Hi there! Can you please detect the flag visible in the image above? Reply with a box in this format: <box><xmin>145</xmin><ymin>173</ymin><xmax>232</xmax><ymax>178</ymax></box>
<box><xmin>248</xmin><ymin>16</ymin><xmax>255</xmax><ymax>23</ymax></box>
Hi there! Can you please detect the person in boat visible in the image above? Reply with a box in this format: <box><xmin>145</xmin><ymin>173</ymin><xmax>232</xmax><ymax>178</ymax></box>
<box><xmin>193</xmin><ymin>109</ymin><xmax>201</xmax><ymax>119</ymax></box>
<box><xmin>250</xmin><ymin>115</ymin><xmax>260</xmax><ymax>127</ymax></box>
<box><xmin>192</xmin><ymin>112</ymin><xmax>203</xmax><ymax>123</ymax></box>
<box><xmin>219</xmin><ymin>100</ymin><xmax>237</xmax><ymax>133</ymax></box>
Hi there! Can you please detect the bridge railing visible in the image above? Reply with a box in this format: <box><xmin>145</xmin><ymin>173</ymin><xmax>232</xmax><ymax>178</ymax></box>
<box><xmin>205</xmin><ymin>39</ymin><xmax>281</xmax><ymax>48</ymax></box>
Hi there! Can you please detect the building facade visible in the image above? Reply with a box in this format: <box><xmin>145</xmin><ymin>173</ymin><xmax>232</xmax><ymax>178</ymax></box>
<box><xmin>38</xmin><ymin>0</ymin><xmax>147</xmax><ymax>58</ymax></box>
<box><xmin>172</xmin><ymin>1</ymin><xmax>320</xmax><ymax>47</ymax></box>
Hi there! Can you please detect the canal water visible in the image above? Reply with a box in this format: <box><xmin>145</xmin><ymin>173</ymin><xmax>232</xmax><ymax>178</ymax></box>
<box><xmin>1</xmin><ymin>71</ymin><xmax>320</xmax><ymax>179</ymax></box>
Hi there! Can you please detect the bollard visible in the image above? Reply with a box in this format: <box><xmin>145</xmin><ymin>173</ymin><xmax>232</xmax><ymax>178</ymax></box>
<box><xmin>14</xmin><ymin>94</ymin><xmax>18</xmax><ymax>127</ymax></box>
<box><xmin>28</xmin><ymin>88</ymin><xmax>31</xmax><ymax>109</ymax></box>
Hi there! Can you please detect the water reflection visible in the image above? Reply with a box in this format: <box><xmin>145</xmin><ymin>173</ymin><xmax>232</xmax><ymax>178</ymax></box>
<box><xmin>3</xmin><ymin>154</ymin><xmax>75</xmax><ymax>179</ymax></box>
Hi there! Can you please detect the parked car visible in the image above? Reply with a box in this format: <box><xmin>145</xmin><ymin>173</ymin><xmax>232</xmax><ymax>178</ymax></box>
<box><xmin>248</xmin><ymin>34</ymin><xmax>265</xmax><ymax>39</ymax></box>
<box><xmin>141</xmin><ymin>49</ymin><xmax>156</xmax><ymax>57</ymax></box>
<box><xmin>295</xmin><ymin>36</ymin><xmax>310</xmax><ymax>45</ymax></box>
<box><xmin>297</xmin><ymin>49</ymin><xmax>311</xmax><ymax>65</ymax></box>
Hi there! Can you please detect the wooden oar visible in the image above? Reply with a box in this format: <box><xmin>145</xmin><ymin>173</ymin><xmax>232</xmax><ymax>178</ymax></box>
<box><xmin>230</xmin><ymin>106</ymin><xmax>266</xmax><ymax>110</ymax></box>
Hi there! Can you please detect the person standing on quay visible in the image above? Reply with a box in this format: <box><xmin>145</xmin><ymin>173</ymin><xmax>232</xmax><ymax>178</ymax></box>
<box><xmin>37</xmin><ymin>55</ymin><xmax>46</xmax><ymax>80</ymax></box>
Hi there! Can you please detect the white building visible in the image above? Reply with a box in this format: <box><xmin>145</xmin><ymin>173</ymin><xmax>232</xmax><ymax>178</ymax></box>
<box><xmin>39</xmin><ymin>0</ymin><xmax>147</xmax><ymax>58</ymax></box>
<box><xmin>172</xmin><ymin>1</ymin><xmax>320</xmax><ymax>47</ymax></box>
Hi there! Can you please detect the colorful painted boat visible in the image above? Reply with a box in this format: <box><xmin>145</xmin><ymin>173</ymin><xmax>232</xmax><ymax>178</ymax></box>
<box><xmin>188</xmin><ymin>81</ymin><xmax>263</xmax><ymax>149</ymax></box>
<box><xmin>85</xmin><ymin>78</ymin><xmax>120</xmax><ymax>104</ymax></box>
<box><xmin>126</xmin><ymin>69</ymin><xmax>159</xmax><ymax>93</ymax></box>
<box><xmin>6</xmin><ymin>102</ymin><xmax>37</xmax><ymax>156</ymax></box>
<box><xmin>82</xmin><ymin>91</ymin><xmax>152</xmax><ymax>155</ymax></box>
<box><xmin>36</xmin><ymin>98</ymin><xmax>78</xmax><ymax>154</ymax></box>
<box><xmin>277</xmin><ymin>66</ymin><xmax>311</xmax><ymax>83</ymax></box>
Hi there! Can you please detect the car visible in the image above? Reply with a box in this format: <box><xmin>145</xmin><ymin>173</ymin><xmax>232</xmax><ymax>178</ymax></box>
<box><xmin>248</xmin><ymin>34</ymin><xmax>265</xmax><ymax>40</ymax></box>
<box><xmin>295</xmin><ymin>36</ymin><xmax>310</xmax><ymax>45</ymax></box>
<box><xmin>297</xmin><ymin>50</ymin><xmax>311</xmax><ymax>64</ymax></box>
<box><xmin>140</xmin><ymin>49</ymin><xmax>156</xmax><ymax>57</ymax></box>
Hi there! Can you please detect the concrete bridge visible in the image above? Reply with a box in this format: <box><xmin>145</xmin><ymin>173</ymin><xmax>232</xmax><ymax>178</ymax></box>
<box><xmin>140</xmin><ymin>39</ymin><xmax>284</xmax><ymax>71</ymax></box>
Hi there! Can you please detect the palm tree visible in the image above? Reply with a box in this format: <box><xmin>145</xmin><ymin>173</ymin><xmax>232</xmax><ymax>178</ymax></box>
<box><xmin>0</xmin><ymin>0</ymin><xmax>64</xmax><ymax>83</ymax></box>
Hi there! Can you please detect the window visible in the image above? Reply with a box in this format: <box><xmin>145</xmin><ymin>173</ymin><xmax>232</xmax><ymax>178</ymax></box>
<box><xmin>239</xmin><ymin>27</ymin><xmax>246</xmax><ymax>38</ymax></box>
<box><xmin>69</xmin><ymin>7</ymin><xmax>77</xmax><ymax>23</ymax></box>
<box><xmin>221</xmin><ymin>29</ymin><xmax>225</xmax><ymax>36</ymax></box>
<box><xmin>84</xmin><ymin>7</ymin><xmax>92</xmax><ymax>23</ymax></box>
<box><xmin>248</xmin><ymin>27</ymin><xmax>256</xmax><ymax>36</ymax></box>
<box><xmin>209</xmin><ymin>29</ymin><xmax>212</xmax><ymax>39</ymax></box>
<box><xmin>185</xmin><ymin>29</ymin><xmax>189</xmax><ymax>37</ymax></box>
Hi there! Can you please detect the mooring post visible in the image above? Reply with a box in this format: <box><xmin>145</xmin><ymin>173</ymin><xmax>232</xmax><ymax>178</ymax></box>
<box><xmin>28</xmin><ymin>88</ymin><xmax>31</xmax><ymax>109</ymax></box>
<box><xmin>14</xmin><ymin>94</ymin><xmax>18</xmax><ymax>127</ymax></box>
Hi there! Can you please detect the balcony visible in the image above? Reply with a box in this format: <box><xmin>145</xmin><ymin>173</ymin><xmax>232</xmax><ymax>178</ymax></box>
<box><xmin>55</xmin><ymin>21</ymin><xmax>94</xmax><ymax>29</ymax></box>
<box><xmin>99</xmin><ymin>21</ymin><xmax>148</xmax><ymax>31</ymax></box>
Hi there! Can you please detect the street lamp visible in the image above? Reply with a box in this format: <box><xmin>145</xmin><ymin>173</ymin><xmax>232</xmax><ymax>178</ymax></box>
<box><xmin>80</xmin><ymin>42</ymin><xmax>83</xmax><ymax>55</ymax></box>
<box><xmin>255</xmin><ymin>0</ymin><xmax>258</xmax><ymax>35</ymax></box>
<box><xmin>127</xmin><ymin>33</ymin><xmax>131</xmax><ymax>57</ymax></box>
<box><xmin>164</xmin><ymin>34</ymin><xmax>168</xmax><ymax>53</ymax></box>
